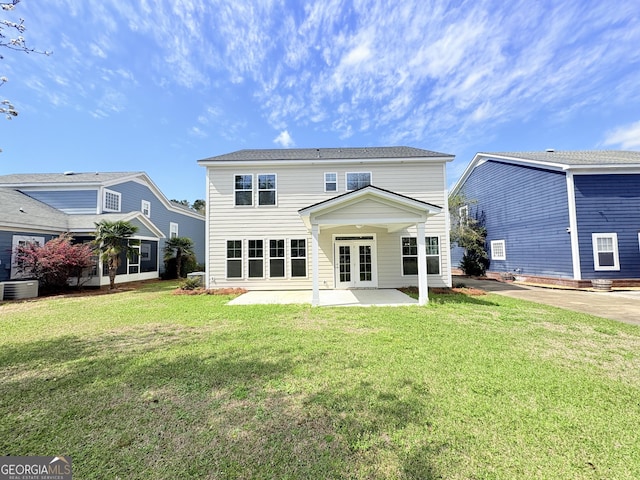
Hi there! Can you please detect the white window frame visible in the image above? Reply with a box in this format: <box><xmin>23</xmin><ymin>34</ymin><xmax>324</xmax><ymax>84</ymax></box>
<box><xmin>103</xmin><ymin>188</ymin><xmax>121</xmax><ymax>212</ymax></box>
<box><xmin>234</xmin><ymin>174</ymin><xmax>253</xmax><ymax>207</ymax></box>
<box><xmin>169</xmin><ymin>222</ymin><xmax>179</xmax><ymax>239</ymax></box>
<box><xmin>141</xmin><ymin>200</ymin><xmax>151</xmax><ymax>218</ymax></box>
<box><xmin>324</xmin><ymin>172</ymin><xmax>337</xmax><ymax>192</ymax></box>
<box><xmin>290</xmin><ymin>239</ymin><xmax>307</xmax><ymax>278</ymax></box>
<box><xmin>592</xmin><ymin>233</ymin><xmax>620</xmax><ymax>271</ymax></box>
<box><xmin>345</xmin><ymin>172</ymin><xmax>372</xmax><ymax>191</ymax></box>
<box><xmin>400</xmin><ymin>237</ymin><xmax>441</xmax><ymax>276</ymax></box>
<box><xmin>226</xmin><ymin>240</ymin><xmax>243</xmax><ymax>278</ymax></box>
<box><xmin>491</xmin><ymin>240</ymin><xmax>506</xmax><ymax>261</ymax></box>
<box><xmin>248</xmin><ymin>239</ymin><xmax>265</xmax><ymax>278</ymax></box>
<box><xmin>269</xmin><ymin>239</ymin><xmax>286</xmax><ymax>278</ymax></box>
<box><xmin>459</xmin><ymin>205</ymin><xmax>469</xmax><ymax>226</ymax></box>
<box><xmin>257</xmin><ymin>173</ymin><xmax>277</xmax><ymax>206</ymax></box>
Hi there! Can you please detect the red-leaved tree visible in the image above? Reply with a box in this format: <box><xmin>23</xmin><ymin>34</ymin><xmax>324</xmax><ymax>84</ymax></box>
<box><xmin>14</xmin><ymin>233</ymin><xmax>95</xmax><ymax>291</ymax></box>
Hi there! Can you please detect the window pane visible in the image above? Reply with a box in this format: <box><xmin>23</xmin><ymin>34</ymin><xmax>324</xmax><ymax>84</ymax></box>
<box><xmin>402</xmin><ymin>237</ymin><xmax>417</xmax><ymax>256</ymax></box>
<box><xmin>258</xmin><ymin>191</ymin><xmax>276</xmax><ymax>205</ymax></box>
<box><xmin>598</xmin><ymin>252</ymin><xmax>615</xmax><ymax>267</ymax></box>
<box><xmin>291</xmin><ymin>259</ymin><xmax>306</xmax><ymax>277</ymax></box>
<box><xmin>291</xmin><ymin>239</ymin><xmax>306</xmax><ymax>257</ymax></box>
<box><xmin>426</xmin><ymin>237</ymin><xmax>439</xmax><ymax>255</ymax></box>
<box><xmin>235</xmin><ymin>191</ymin><xmax>253</xmax><ymax>206</ymax></box>
<box><xmin>258</xmin><ymin>174</ymin><xmax>276</xmax><ymax>189</ymax></box>
<box><xmin>227</xmin><ymin>260</ymin><xmax>242</xmax><ymax>278</ymax></box>
<box><xmin>270</xmin><ymin>239</ymin><xmax>284</xmax><ymax>257</ymax></box>
<box><xmin>235</xmin><ymin>175</ymin><xmax>252</xmax><ymax>190</ymax></box>
<box><xmin>403</xmin><ymin>257</ymin><xmax>418</xmax><ymax>275</ymax></box>
<box><xmin>346</xmin><ymin>172</ymin><xmax>371</xmax><ymax>190</ymax></box>
<box><xmin>597</xmin><ymin>237</ymin><xmax>613</xmax><ymax>252</ymax></box>
<box><xmin>227</xmin><ymin>240</ymin><xmax>242</xmax><ymax>258</ymax></box>
<box><xmin>249</xmin><ymin>259</ymin><xmax>263</xmax><ymax>278</ymax></box>
<box><xmin>427</xmin><ymin>256</ymin><xmax>440</xmax><ymax>274</ymax></box>
<box><xmin>270</xmin><ymin>259</ymin><xmax>285</xmax><ymax>277</ymax></box>
<box><xmin>248</xmin><ymin>240</ymin><xmax>263</xmax><ymax>258</ymax></box>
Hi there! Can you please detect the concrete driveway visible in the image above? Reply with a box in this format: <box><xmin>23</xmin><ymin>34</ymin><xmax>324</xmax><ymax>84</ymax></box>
<box><xmin>458</xmin><ymin>277</ymin><xmax>640</xmax><ymax>326</ymax></box>
<box><xmin>227</xmin><ymin>289</ymin><xmax>417</xmax><ymax>307</ymax></box>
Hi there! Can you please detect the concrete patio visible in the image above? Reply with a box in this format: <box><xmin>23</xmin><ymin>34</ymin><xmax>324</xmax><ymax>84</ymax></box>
<box><xmin>227</xmin><ymin>289</ymin><xmax>418</xmax><ymax>307</ymax></box>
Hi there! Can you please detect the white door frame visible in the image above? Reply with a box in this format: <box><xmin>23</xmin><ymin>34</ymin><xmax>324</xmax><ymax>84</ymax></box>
<box><xmin>333</xmin><ymin>235</ymin><xmax>378</xmax><ymax>289</ymax></box>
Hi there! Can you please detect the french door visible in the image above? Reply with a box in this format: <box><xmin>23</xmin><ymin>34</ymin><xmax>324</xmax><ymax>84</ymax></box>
<box><xmin>334</xmin><ymin>237</ymin><xmax>377</xmax><ymax>289</ymax></box>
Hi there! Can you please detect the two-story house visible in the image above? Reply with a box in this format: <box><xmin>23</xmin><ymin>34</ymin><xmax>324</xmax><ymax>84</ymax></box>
<box><xmin>198</xmin><ymin>147</ymin><xmax>454</xmax><ymax>305</ymax></box>
<box><xmin>0</xmin><ymin>171</ymin><xmax>205</xmax><ymax>287</ymax></box>
<box><xmin>450</xmin><ymin>150</ymin><xmax>640</xmax><ymax>286</ymax></box>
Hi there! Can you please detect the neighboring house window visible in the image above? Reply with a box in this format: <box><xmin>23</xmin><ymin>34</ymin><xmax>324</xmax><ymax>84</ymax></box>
<box><xmin>592</xmin><ymin>233</ymin><xmax>620</xmax><ymax>271</ymax></box>
<box><xmin>401</xmin><ymin>237</ymin><xmax>441</xmax><ymax>275</ymax></box>
<box><xmin>226</xmin><ymin>240</ymin><xmax>242</xmax><ymax>278</ymax></box>
<box><xmin>290</xmin><ymin>239</ymin><xmax>307</xmax><ymax>277</ymax></box>
<box><xmin>11</xmin><ymin>235</ymin><xmax>45</xmax><ymax>279</ymax></box>
<box><xmin>258</xmin><ymin>174</ymin><xmax>277</xmax><ymax>206</ymax></box>
<box><xmin>248</xmin><ymin>240</ymin><xmax>264</xmax><ymax>278</ymax></box>
<box><xmin>324</xmin><ymin>172</ymin><xmax>337</xmax><ymax>192</ymax></box>
<box><xmin>269</xmin><ymin>239</ymin><xmax>285</xmax><ymax>278</ymax></box>
<box><xmin>346</xmin><ymin>172</ymin><xmax>371</xmax><ymax>191</ymax></box>
<box><xmin>491</xmin><ymin>240</ymin><xmax>506</xmax><ymax>261</ymax></box>
<box><xmin>169</xmin><ymin>222</ymin><xmax>179</xmax><ymax>239</ymax></box>
<box><xmin>459</xmin><ymin>205</ymin><xmax>469</xmax><ymax>226</ymax></box>
<box><xmin>235</xmin><ymin>174</ymin><xmax>253</xmax><ymax>206</ymax></box>
<box><xmin>128</xmin><ymin>245</ymin><xmax>140</xmax><ymax>274</ymax></box>
<box><xmin>141</xmin><ymin>200</ymin><xmax>151</xmax><ymax>218</ymax></box>
<box><xmin>103</xmin><ymin>189</ymin><xmax>121</xmax><ymax>212</ymax></box>
<box><xmin>140</xmin><ymin>243</ymin><xmax>151</xmax><ymax>261</ymax></box>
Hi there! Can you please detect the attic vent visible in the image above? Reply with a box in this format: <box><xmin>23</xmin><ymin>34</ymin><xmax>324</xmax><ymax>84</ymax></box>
<box><xmin>63</xmin><ymin>171</ymin><xmax>75</xmax><ymax>175</ymax></box>
<box><xmin>545</xmin><ymin>149</ymin><xmax>555</xmax><ymax>153</ymax></box>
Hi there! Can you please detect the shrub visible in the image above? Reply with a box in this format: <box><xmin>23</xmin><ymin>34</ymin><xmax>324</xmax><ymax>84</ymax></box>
<box><xmin>179</xmin><ymin>277</ymin><xmax>202</xmax><ymax>290</ymax></box>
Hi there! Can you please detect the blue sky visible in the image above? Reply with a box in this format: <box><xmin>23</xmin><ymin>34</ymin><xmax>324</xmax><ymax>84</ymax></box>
<box><xmin>2</xmin><ymin>0</ymin><xmax>640</xmax><ymax>202</ymax></box>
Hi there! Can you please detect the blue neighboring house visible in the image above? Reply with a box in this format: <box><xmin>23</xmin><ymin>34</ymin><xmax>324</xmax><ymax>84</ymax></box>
<box><xmin>0</xmin><ymin>171</ymin><xmax>205</xmax><ymax>286</ymax></box>
<box><xmin>450</xmin><ymin>151</ymin><xmax>640</xmax><ymax>287</ymax></box>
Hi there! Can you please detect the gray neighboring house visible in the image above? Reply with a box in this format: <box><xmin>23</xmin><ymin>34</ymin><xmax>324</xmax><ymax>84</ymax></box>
<box><xmin>0</xmin><ymin>171</ymin><xmax>205</xmax><ymax>286</ymax></box>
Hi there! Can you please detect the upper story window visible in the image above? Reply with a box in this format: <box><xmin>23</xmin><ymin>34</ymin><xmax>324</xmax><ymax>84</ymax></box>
<box><xmin>258</xmin><ymin>174</ymin><xmax>277</xmax><ymax>206</ymax></box>
<box><xmin>592</xmin><ymin>233</ymin><xmax>619</xmax><ymax>271</ymax></box>
<box><xmin>141</xmin><ymin>200</ymin><xmax>151</xmax><ymax>218</ymax></box>
<box><xmin>346</xmin><ymin>172</ymin><xmax>371</xmax><ymax>191</ymax></box>
<box><xmin>170</xmin><ymin>222</ymin><xmax>179</xmax><ymax>239</ymax></box>
<box><xmin>103</xmin><ymin>189</ymin><xmax>121</xmax><ymax>212</ymax></box>
<box><xmin>459</xmin><ymin>205</ymin><xmax>469</xmax><ymax>226</ymax></box>
<box><xmin>234</xmin><ymin>174</ymin><xmax>253</xmax><ymax>206</ymax></box>
<box><xmin>324</xmin><ymin>172</ymin><xmax>337</xmax><ymax>192</ymax></box>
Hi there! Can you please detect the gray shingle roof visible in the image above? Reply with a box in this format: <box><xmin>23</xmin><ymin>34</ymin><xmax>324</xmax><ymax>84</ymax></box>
<box><xmin>0</xmin><ymin>188</ymin><xmax>69</xmax><ymax>230</ymax></box>
<box><xmin>199</xmin><ymin>146</ymin><xmax>453</xmax><ymax>162</ymax></box>
<box><xmin>0</xmin><ymin>171</ymin><xmax>144</xmax><ymax>185</ymax></box>
<box><xmin>485</xmin><ymin>150</ymin><xmax>640</xmax><ymax>166</ymax></box>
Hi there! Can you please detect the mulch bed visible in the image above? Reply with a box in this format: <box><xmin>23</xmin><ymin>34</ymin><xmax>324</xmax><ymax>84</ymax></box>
<box><xmin>172</xmin><ymin>287</ymin><xmax>248</xmax><ymax>296</ymax></box>
<box><xmin>400</xmin><ymin>286</ymin><xmax>486</xmax><ymax>296</ymax></box>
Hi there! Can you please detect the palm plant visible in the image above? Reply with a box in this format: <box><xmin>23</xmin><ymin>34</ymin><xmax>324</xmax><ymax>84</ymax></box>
<box><xmin>93</xmin><ymin>220</ymin><xmax>139</xmax><ymax>289</ymax></box>
<box><xmin>163</xmin><ymin>236</ymin><xmax>195</xmax><ymax>279</ymax></box>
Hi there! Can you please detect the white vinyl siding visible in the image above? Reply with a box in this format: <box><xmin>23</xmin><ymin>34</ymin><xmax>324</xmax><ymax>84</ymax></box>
<box><xmin>103</xmin><ymin>189</ymin><xmax>121</xmax><ymax>212</ymax></box>
<box><xmin>491</xmin><ymin>240</ymin><xmax>506</xmax><ymax>260</ymax></box>
<box><xmin>592</xmin><ymin>233</ymin><xmax>619</xmax><ymax>271</ymax></box>
<box><xmin>206</xmin><ymin>161</ymin><xmax>450</xmax><ymax>290</ymax></box>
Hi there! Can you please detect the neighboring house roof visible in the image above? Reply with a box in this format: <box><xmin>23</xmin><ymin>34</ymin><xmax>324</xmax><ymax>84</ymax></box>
<box><xmin>0</xmin><ymin>171</ymin><xmax>204</xmax><ymax>220</ymax></box>
<box><xmin>451</xmin><ymin>150</ymin><xmax>640</xmax><ymax>195</ymax></box>
<box><xmin>0</xmin><ymin>188</ymin><xmax>69</xmax><ymax>232</ymax></box>
<box><xmin>66</xmin><ymin>213</ymin><xmax>166</xmax><ymax>238</ymax></box>
<box><xmin>198</xmin><ymin>146</ymin><xmax>454</xmax><ymax>164</ymax></box>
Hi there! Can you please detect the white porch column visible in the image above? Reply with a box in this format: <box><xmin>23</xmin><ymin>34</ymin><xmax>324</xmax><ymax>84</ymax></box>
<box><xmin>417</xmin><ymin>222</ymin><xmax>428</xmax><ymax>305</ymax></box>
<box><xmin>311</xmin><ymin>223</ymin><xmax>320</xmax><ymax>306</ymax></box>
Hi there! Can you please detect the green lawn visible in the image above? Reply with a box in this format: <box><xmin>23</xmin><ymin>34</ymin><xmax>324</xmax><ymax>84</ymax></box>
<box><xmin>1</xmin><ymin>282</ymin><xmax>639</xmax><ymax>479</ymax></box>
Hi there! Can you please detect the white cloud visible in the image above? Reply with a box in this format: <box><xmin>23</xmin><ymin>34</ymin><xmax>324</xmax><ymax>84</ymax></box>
<box><xmin>603</xmin><ymin>121</ymin><xmax>640</xmax><ymax>149</ymax></box>
<box><xmin>274</xmin><ymin>130</ymin><xmax>295</xmax><ymax>147</ymax></box>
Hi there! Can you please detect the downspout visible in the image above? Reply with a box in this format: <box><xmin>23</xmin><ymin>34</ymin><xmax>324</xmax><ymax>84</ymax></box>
<box><xmin>204</xmin><ymin>168</ymin><xmax>212</xmax><ymax>289</ymax></box>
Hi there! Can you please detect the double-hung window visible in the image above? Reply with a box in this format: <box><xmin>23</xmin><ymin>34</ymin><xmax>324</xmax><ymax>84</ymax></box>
<box><xmin>324</xmin><ymin>172</ymin><xmax>337</xmax><ymax>192</ymax></box>
<box><xmin>248</xmin><ymin>240</ymin><xmax>264</xmax><ymax>278</ymax></box>
<box><xmin>290</xmin><ymin>239</ymin><xmax>307</xmax><ymax>277</ymax></box>
<box><xmin>269</xmin><ymin>239</ymin><xmax>285</xmax><ymax>278</ymax></box>
<box><xmin>226</xmin><ymin>240</ymin><xmax>243</xmax><ymax>278</ymax></box>
<box><xmin>258</xmin><ymin>174</ymin><xmax>276</xmax><ymax>206</ymax></box>
<box><xmin>592</xmin><ymin>233</ymin><xmax>619</xmax><ymax>271</ymax></box>
<box><xmin>346</xmin><ymin>172</ymin><xmax>371</xmax><ymax>191</ymax></box>
<box><xmin>401</xmin><ymin>237</ymin><xmax>441</xmax><ymax>275</ymax></box>
<box><xmin>235</xmin><ymin>174</ymin><xmax>253</xmax><ymax>206</ymax></box>
<box><xmin>141</xmin><ymin>200</ymin><xmax>151</xmax><ymax>218</ymax></box>
<box><xmin>169</xmin><ymin>222</ymin><xmax>179</xmax><ymax>239</ymax></box>
<box><xmin>103</xmin><ymin>189</ymin><xmax>121</xmax><ymax>212</ymax></box>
